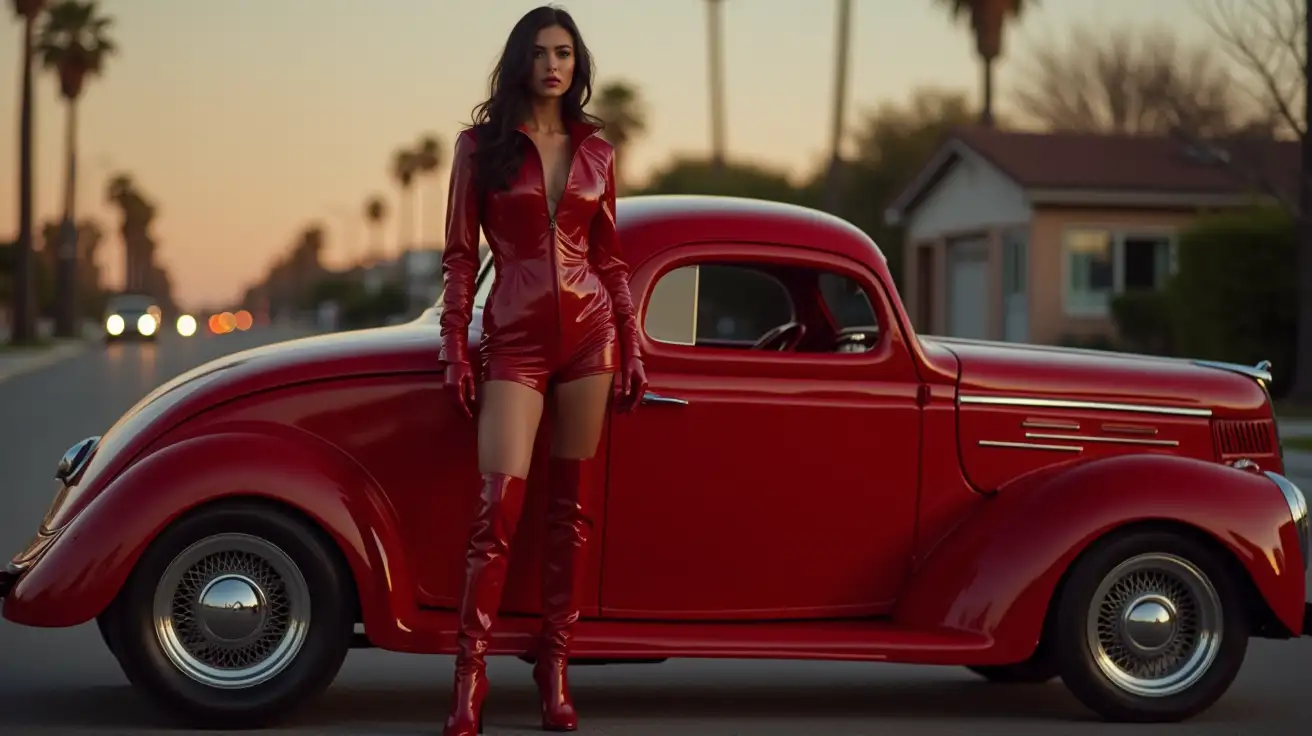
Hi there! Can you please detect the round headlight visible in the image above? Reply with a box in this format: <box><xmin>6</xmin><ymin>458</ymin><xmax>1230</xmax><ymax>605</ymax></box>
<box><xmin>176</xmin><ymin>314</ymin><xmax>197</xmax><ymax>337</ymax></box>
<box><xmin>137</xmin><ymin>313</ymin><xmax>158</xmax><ymax>336</ymax></box>
<box><xmin>106</xmin><ymin>314</ymin><xmax>124</xmax><ymax>335</ymax></box>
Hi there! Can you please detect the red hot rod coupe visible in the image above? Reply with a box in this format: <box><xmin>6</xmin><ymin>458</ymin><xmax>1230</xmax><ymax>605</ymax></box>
<box><xmin>1</xmin><ymin>195</ymin><xmax>1308</xmax><ymax>727</ymax></box>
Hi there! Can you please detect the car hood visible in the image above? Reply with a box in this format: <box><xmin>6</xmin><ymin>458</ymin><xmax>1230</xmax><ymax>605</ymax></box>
<box><xmin>926</xmin><ymin>336</ymin><xmax>1271</xmax><ymax>418</ymax></box>
<box><xmin>923</xmin><ymin>337</ymin><xmax>1275</xmax><ymax>492</ymax></box>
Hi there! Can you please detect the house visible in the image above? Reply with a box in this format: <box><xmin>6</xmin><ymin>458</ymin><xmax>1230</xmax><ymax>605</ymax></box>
<box><xmin>883</xmin><ymin>127</ymin><xmax>1297</xmax><ymax>345</ymax></box>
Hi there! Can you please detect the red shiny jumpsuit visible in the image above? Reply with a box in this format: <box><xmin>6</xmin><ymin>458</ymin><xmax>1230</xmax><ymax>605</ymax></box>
<box><xmin>436</xmin><ymin>118</ymin><xmax>641</xmax><ymax>736</ymax></box>
<box><xmin>437</xmin><ymin>119</ymin><xmax>641</xmax><ymax>390</ymax></box>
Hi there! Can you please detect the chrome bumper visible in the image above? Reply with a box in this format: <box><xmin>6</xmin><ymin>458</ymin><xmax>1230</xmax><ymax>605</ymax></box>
<box><xmin>3</xmin><ymin>438</ymin><xmax>100</xmax><ymax>601</ymax></box>
<box><xmin>1264</xmin><ymin>471</ymin><xmax>1310</xmax><ymax>570</ymax></box>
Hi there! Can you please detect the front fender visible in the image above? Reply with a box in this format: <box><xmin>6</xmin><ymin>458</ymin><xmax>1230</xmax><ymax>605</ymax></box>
<box><xmin>894</xmin><ymin>454</ymin><xmax>1306</xmax><ymax>664</ymax></box>
<box><xmin>2</xmin><ymin>426</ymin><xmax>414</xmax><ymax>641</ymax></box>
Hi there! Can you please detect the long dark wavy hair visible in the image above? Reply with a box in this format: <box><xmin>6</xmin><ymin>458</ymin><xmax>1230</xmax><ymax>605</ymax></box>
<box><xmin>468</xmin><ymin>5</ymin><xmax>603</xmax><ymax>194</ymax></box>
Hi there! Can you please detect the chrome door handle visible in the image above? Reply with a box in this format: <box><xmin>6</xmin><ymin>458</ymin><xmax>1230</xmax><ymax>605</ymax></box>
<box><xmin>641</xmin><ymin>392</ymin><xmax>689</xmax><ymax>406</ymax></box>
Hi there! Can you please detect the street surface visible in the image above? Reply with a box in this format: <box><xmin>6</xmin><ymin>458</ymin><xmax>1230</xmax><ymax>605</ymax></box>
<box><xmin>0</xmin><ymin>326</ymin><xmax>1308</xmax><ymax>735</ymax></box>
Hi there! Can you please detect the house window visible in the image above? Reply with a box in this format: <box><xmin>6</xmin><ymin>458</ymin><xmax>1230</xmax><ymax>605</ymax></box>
<box><xmin>1066</xmin><ymin>230</ymin><xmax>1114</xmax><ymax>315</ymax></box>
<box><xmin>1063</xmin><ymin>229</ymin><xmax>1176</xmax><ymax>317</ymax></box>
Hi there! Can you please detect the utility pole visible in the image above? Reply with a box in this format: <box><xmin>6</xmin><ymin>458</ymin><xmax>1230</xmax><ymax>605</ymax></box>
<box><xmin>823</xmin><ymin>0</ymin><xmax>853</xmax><ymax>215</ymax></box>
<box><xmin>1292</xmin><ymin>0</ymin><xmax>1312</xmax><ymax>400</ymax></box>
<box><xmin>706</xmin><ymin>0</ymin><xmax>726</xmax><ymax>169</ymax></box>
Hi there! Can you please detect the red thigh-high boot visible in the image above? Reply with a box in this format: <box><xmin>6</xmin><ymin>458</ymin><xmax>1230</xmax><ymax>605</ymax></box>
<box><xmin>444</xmin><ymin>472</ymin><xmax>528</xmax><ymax>736</ymax></box>
<box><xmin>533</xmin><ymin>456</ymin><xmax>591</xmax><ymax>731</ymax></box>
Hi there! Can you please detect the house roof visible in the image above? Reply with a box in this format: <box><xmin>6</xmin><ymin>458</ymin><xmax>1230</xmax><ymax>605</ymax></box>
<box><xmin>885</xmin><ymin>126</ymin><xmax>1299</xmax><ymax>223</ymax></box>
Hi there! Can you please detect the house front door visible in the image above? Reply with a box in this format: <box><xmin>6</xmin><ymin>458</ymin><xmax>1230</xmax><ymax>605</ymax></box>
<box><xmin>947</xmin><ymin>236</ymin><xmax>989</xmax><ymax>339</ymax></box>
<box><xmin>1002</xmin><ymin>230</ymin><xmax>1029</xmax><ymax>342</ymax></box>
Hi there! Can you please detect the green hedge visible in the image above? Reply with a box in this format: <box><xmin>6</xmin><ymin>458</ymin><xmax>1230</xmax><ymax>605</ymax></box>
<box><xmin>1111</xmin><ymin>205</ymin><xmax>1295</xmax><ymax>397</ymax></box>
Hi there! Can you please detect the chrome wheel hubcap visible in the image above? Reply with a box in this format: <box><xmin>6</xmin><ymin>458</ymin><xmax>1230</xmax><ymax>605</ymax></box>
<box><xmin>1086</xmin><ymin>553</ymin><xmax>1222</xmax><ymax>698</ymax></box>
<box><xmin>153</xmin><ymin>533</ymin><xmax>311</xmax><ymax>689</ymax></box>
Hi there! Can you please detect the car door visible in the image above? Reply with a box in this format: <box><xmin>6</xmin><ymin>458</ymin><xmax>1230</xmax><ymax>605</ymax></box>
<box><xmin>599</xmin><ymin>242</ymin><xmax>922</xmax><ymax>620</ymax></box>
<box><xmin>383</xmin><ymin>255</ymin><xmax>607</xmax><ymax>617</ymax></box>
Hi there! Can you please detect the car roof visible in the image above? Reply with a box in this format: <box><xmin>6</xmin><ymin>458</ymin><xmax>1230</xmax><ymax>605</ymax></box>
<box><xmin>107</xmin><ymin>293</ymin><xmax>156</xmax><ymax>307</ymax></box>
<box><xmin>615</xmin><ymin>195</ymin><xmax>888</xmax><ymax>275</ymax></box>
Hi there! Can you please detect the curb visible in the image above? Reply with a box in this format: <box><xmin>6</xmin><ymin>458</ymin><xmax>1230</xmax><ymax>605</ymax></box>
<box><xmin>0</xmin><ymin>341</ymin><xmax>90</xmax><ymax>385</ymax></box>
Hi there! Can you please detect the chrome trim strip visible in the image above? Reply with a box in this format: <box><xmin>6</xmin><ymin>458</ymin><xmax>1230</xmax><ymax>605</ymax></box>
<box><xmin>1263</xmin><ymin>471</ymin><xmax>1309</xmax><ymax>570</ymax></box>
<box><xmin>1025</xmin><ymin>432</ymin><xmax>1180</xmax><ymax>447</ymax></box>
<box><xmin>979</xmin><ymin>439</ymin><xmax>1082</xmax><ymax>453</ymax></box>
<box><xmin>1102</xmin><ymin>423</ymin><xmax>1158</xmax><ymax>436</ymax></box>
<box><xmin>1023</xmin><ymin>419</ymin><xmax>1080</xmax><ymax>430</ymax></box>
<box><xmin>960</xmin><ymin>394</ymin><xmax>1212</xmax><ymax>417</ymax></box>
<box><xmin>1194</xmin><ymin>359</ymin><xmax>1272</xmax><ymax>387</ymax></box>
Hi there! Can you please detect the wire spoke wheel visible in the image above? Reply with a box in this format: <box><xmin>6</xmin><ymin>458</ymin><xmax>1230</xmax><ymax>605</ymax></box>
<box><xmin>152</xmin><ymin>533</ymin><xmax>312</xmax><ymax>689</ymax></box>
<box><xmin>1085</xmin><ymin>552</ymin><xmax>1223</xmax><ymax>698</ymax></box>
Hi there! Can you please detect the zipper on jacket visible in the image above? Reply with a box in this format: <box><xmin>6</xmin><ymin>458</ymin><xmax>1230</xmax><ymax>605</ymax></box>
<box><xmin>521</xmin><ymin>128</ymin><xmax>599</xmax><ymax>361</ymax></box>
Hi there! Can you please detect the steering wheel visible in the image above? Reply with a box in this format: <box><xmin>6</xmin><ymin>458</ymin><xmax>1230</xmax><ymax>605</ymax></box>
<box><xmin>832</xmin><ymin>325</ymin><xmax>880</xmax><ymax>353</ymax></box>
<box><xmin>752</xmin><ymin>321</ymin><xmax>806</xmax><ymax>351</ymax></box>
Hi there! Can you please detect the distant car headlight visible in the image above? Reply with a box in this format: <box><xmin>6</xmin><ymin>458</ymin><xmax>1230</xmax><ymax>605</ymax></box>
<box><xmin>137</xmin><ymin>313</ymin><xmax>158</xmax><ymax>336</ymax></box>
<box><xmin>176</xmin><ymin>314</ymin><xmax>197</xmax><ymax>337</ymax></box>
<box><xmin>106</xmin><ymin>314</ymin><xmax>124</xmax><ymax>335</ymax></box>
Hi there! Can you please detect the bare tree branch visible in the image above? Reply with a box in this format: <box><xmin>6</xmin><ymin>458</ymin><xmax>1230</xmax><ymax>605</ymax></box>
<box><xmin>1009</xmin><ymin>23</ymin><xmax>1263</xmax><ymax>137</ymax></box>
<box><xmin>1168</xmin><ymin>126</ymin><xmax>1298</xmax><ymax>211</ymax></box>
<box><xmin>1190</xmin><ymin>0</ymin><xmax>1306</xmax><ymax>138</ymax></box>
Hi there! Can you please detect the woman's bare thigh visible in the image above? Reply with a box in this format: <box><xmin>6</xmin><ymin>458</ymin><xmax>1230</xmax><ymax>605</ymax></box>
<box><xmin>549</xmin><ymin>373</ymin><xmax>615</xmax><ymax>459</ymax></box>
<box><xmin>477</xmin><ymin>380</ymin><xmax>546</xmax><ymax>478</ymax></box>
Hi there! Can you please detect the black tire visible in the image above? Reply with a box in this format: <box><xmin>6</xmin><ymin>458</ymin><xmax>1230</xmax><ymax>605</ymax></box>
<box><xmin>967</xmin><ymin>655</ymin><xmax>1058</xmax><ymax>684</ymax></box>
<box><xmin>1052</xmin><ymin>529</ymin><xmax>1248</xmax><ymax>723</ymax></box>
<box><xmin>101</xmin><ymin>500</ymin><xmax>354</xmax><ymax>729</ymax></box>
<box><xmin>96</xmin><ymin>613</ymin><xmax>119</xmax><ymax>658</ymax></box>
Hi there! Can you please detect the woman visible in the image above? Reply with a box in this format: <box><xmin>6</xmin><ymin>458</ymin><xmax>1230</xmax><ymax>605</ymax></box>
<box><xmin>435</xmin><ymin>6</ymin><xmax>647</xmax><ymax>735</ymax></box>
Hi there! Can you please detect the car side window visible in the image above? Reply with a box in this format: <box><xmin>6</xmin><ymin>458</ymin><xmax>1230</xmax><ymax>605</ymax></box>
<box><xmin>819</xmin><ymin>272</ymin><xmax>877</xmax><ymax>328</ymax></box>
<box><xmin>644</xmin><ymin>264</ymin><xmax>794</xmax><ymax>346</ymax></box>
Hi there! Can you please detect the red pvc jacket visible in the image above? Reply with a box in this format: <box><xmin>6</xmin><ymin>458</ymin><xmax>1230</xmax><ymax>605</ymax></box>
<box><xmin>436</xmin><ymin>120</ymin><xmax>641</xmax><ymax>379</ymax></box>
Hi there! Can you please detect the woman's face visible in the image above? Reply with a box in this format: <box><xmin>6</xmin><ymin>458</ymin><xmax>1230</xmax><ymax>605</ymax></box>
<box><xmin>529</xmin><ymin>24</ymin><xmax>575</xmax><ymax>100</ymax></box>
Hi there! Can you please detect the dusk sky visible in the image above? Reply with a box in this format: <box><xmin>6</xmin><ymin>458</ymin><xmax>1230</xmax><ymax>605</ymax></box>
<box><xmin>0</xmin><ymin>0</ymin><xmax>1221</xmax><ymax>310</ymax></box>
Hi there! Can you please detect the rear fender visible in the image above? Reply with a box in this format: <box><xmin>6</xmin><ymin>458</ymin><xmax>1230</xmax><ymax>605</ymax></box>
<box><xmin>893</xmin><ymin>454</ymin><xmax>1306</xmax><ymax>664</ymax></box>
<box><xmin>2</xmin><ymin>425</ymin><xmax>414</xmax><ymax>642</ymax></box>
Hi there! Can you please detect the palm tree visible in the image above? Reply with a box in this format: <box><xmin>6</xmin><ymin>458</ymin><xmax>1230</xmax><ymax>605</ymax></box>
<box><xmin>8</xmin><ymin>0</ymin><xmax>47</xmax><ymax>345</ymax></box>
<box><xmin>936</xmin><ymin>0</ymin><xmax>1030</xmax><ymax>127</ymax></box>
<box><xmin>36</xmin><ymin>0</ymin><xmax>116</xmax><ymax>337</ymax></box>
<box><xmin>593</xmin><ymin>81</ymin><xmax>647</xmax><ymax>193</ymax></box>
<box><xmin>391</xmin><ymin>148</ymin><xmax>419</xmax><ymax>254</ymax></box>
<box><xmin>105</xmin><ymin>172</ymin><xmax>154</xmax><ymax>293</ymax></box>
<box><xmin>364</xmin><ymin>195</ymin><xmax>386</xmax><ymax>263</ymax></box>
<box><xmin>412</xmin><ymin>134</ymin><xmax>443</xmax><ymax>245</ymax></box>
<box><xmin>705</xmin><ymin>0</ymin><xmax>726</xmax><ymax>168</ymax></box>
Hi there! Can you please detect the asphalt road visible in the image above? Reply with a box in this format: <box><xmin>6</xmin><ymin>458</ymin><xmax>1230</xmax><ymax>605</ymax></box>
<box><xmin>0</xmin><ymin>327</ymin><xmax>1309</xmax><ymax>735</ymax></box>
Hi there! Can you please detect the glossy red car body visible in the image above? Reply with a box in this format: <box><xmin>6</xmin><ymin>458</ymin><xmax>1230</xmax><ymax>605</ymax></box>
<box><xmin>2</xmin><ymin>196</ymin><xmax>1308</xmax><ymax>719</ymax></box>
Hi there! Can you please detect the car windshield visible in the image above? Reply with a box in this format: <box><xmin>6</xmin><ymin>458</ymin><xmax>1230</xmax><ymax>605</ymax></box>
<box><xmin>430</xmin><ymin>251</ymin><xmax>494</xmax><ymax>310</ymax></box>
<box><xmin>109</xmin><ymin>294</ymin><xmax>155</xmax><ymax>312</ymax></box>
<box><xmin>473</xmin><ymin>256</ymin><xmax>494</xmax><ymax>309</ymax></box>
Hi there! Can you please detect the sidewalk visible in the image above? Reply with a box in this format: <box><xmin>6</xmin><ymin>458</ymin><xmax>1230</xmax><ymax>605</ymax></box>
<box><xmin>0</xmin><ymin>339</ymin><xmax>89</xmax><ymax>385</ymax></box>
<box><xmin>1278</xmin><ymin>419</ymin><xmax>1312</xmax><ymax>439</ymax></box>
